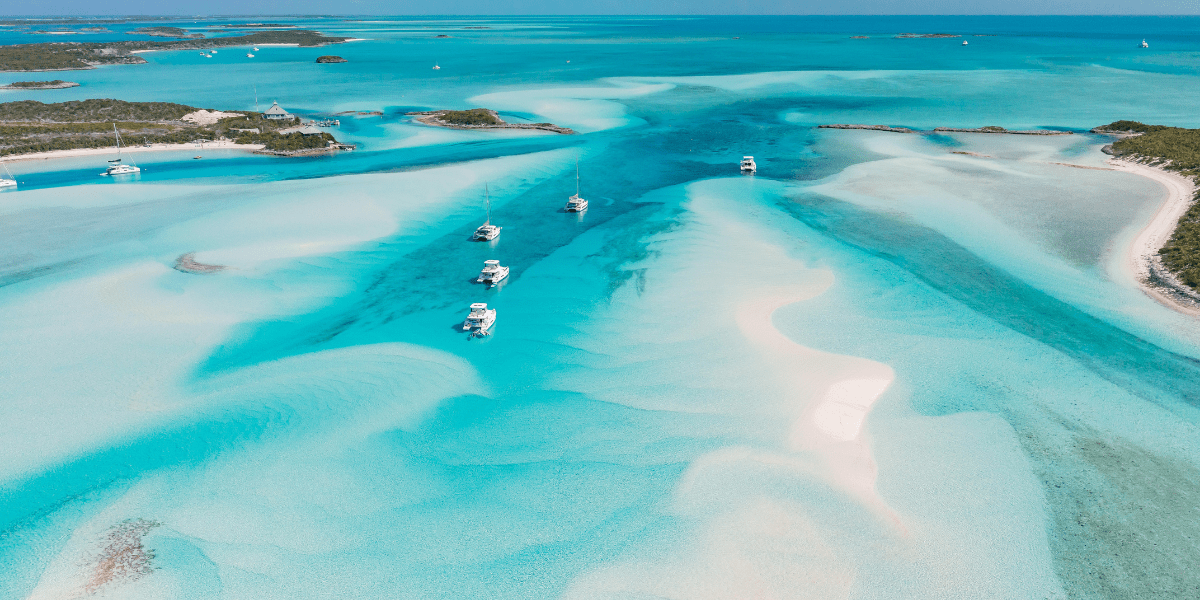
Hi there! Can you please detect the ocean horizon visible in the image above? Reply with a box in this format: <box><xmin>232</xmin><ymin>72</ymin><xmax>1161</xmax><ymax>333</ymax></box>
<box><xmin>2</xmin><ymin>14</ymin><xmax>1200</xmax><ymax>599</ymax></box>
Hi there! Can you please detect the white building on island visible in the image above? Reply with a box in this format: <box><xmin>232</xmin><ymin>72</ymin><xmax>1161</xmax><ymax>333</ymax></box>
<box><xmin>263</xmin><ymin>101</ymin><xmax>295</xmax><ymax>121</ymax></box>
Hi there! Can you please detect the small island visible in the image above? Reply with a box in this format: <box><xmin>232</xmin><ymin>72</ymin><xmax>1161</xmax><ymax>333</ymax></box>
<box><xmin>127</xmin><ymin>27</ymin><xmax>204</xmax><ymax>39</ymax></box>
<box><xmin>407</xmin><ymin>108</ymin><xmax>575</xmax><ymax>134</ymax></box>
<box><xmin>0</xmin><ymin>79</ymin><xmax>79</xmax><ymax>89</ymax></box>
<box><xmin>819</xmin><ymin>124</ymin><xmax>1071</xmax><ymax>135</ymax></box>
<box><xmin>316</xmin><ymin>55</ymin><xmax>347</xmax><ymax>63</ymax></box>
<box><xmin>0</xmin><ymin>98</ymin><xmax>348</xmax><ymax>158</ymax></box>
<box><xmin>0</xmin><ymin>29</ymin><xmax>350</xmax><ymax>72</ymax></box>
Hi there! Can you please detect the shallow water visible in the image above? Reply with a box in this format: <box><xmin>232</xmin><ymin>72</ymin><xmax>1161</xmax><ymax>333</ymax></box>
<box><xmin>3</xmin><ymin>15</ymin><xmax>1200</xmax><ymax>600</ymax></box>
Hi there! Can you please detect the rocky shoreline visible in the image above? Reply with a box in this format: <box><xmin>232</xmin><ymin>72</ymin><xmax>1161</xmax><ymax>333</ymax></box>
<box><xmin>407</xmin><ymin>109</ymin><xmax>575</xmax><ymax>134</ymax></box>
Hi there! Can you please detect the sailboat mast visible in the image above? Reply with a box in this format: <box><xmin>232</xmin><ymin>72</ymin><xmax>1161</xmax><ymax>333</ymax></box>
<box><xmin>113</xmin><ymin>123</ymin><xmax>122</xmax><ymax>160</ymax></box>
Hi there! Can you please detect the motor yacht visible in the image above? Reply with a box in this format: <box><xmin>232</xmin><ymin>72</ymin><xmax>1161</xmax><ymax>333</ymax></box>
<box><xmin>473</xmin><ymin>184</ymin><xmax>501</xmax><ymax>241</ymax></box>
<box><xmin>246</xmin><ymin>53</ymin><xmax>255</xmax><ymax>58</ymax></box>
<box><xmin>1140</xmin><ymin>39</ymin><xmax>1149</xmax><ymax>48</ymax></box>
<box><xmin>462</xmin><ymin>303</ymin><xmax>496</xmax><ymax>335</ymax></box>
<box><xmin>565</xmin><ymin>159</ymin><xmax>588</xmax><ymax>212</ymax></box>
<box><xmin>740</xmin><ymin>156</ymin><xmax>756</xmax><ymax>173</ymax></box>
<box><xmin>477</xmin><ymin>260</ymin><xmax>510</xmax><ymax>286</ymax></box>
<box><xmin>253</xmin><ymin>46</ymin><xmax>260</xmax><ymax>51</ymax></box>
<box><xmin>962</xmin><ymin>40</ymin><xmax>968</xmax><ymax>46</ymax></box>
<box><xmin>433</xmin><ymin>62</ymin><xmax>441</xmax><ymax>70</ymax></box>
<box><xmin>102</xmin><ymin>124</ymin><xmax>141</xmax><ymax>176</ymax></box>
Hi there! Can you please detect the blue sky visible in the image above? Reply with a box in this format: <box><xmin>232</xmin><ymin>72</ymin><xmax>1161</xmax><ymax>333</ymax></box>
<box><xmin>2</xmin><ymin>0</ymin><xmax>1200</xmax><ymax>15</ymax></box>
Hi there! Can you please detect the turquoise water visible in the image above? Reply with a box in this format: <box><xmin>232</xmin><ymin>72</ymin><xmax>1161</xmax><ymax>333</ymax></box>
<box><xmin>3</xmin><ymin>16</ymin><xmax>1200</xmax><ymax>599</ymax></box>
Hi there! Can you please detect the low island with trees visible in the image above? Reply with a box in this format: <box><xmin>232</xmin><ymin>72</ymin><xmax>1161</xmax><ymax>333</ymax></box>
<box><xmin>0</xmin><ymin>80</ymin><xmax>79</xmax><ymax>89</ymax></box>
<box><xmin>0</xmin><ymin>98</ymin><xmax>345</xmax><ymax>158</ymax></box>
<box><xmin>406</xmin><ymin>108</ymin><xmax>575</xmax><ymax>134</ymax></box>
<box><xmin>0</xmin><ymin>29</ymin><xmax>349</xmax><ymax>72</ymax></box>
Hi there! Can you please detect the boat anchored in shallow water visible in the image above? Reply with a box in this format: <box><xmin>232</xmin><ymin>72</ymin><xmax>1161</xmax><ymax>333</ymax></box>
<box><xmin>565</xmin><ymin>159</ymin><xmax>588</xmax><ymax>212</ymax></box>
<box><xmin>433</xmin><ymin>62</ymin><xmax>441</xmax><ymax>70</ymax></box>
<box><xmin>1141</xmin><ymin>39</ymin><xmax>1149</xmax><ymax>48</ymax></box>
<box><xmin>462</xmin><ymin>303</ymin><xmax>496</xmax><ymax>335</ymax></box>
<box><xmin>740</xmin><ymin>156</ymin><xmax>756</xmax><ymax>173</ymax></box>
<box><xmin>0</xmin><ymin>160</ymin><xmax>16</xmax><ymax>188</ymax></box>
<box><xmin>477</xmin><ymin>260</ymin><xmax>510</xmax><ymax>286</ymax></box>
<box><xmin>102</xmin><ymin>124</ymin><xmax>141</xmax><ymax>176</ymax></box>
<box><xmin>473</xmin><ymin>184</ymin><xmax>501</xmax><ymax>241</ymax></box>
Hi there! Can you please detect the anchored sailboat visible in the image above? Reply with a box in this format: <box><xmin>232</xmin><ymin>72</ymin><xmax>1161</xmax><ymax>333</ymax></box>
<box><xmin>0</xmin><ymin>160</ymin><xmax>16</xmax><ymax>188</ymax></box>
<box><xmin>102</xmin><ymin>124</ymin><xmax>141</xmax><ymax>176</ymax></box>
<box><xmin>564</xmin><ymin>159</ymin><xmax>588</xmax><ymax>212</ymax></box>
<box><xmin>472</xmin><ymin>184</ymin><xmax>501</xmax><ymax>241</ymax></box>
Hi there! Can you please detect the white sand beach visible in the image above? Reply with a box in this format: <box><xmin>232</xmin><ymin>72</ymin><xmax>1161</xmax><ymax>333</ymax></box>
<box><xmin>2</xmin><ymin>140</ymin><xmax>264</xmax><ymax>164</ymax></box>
<box><xmin>1110</xmin><ymin>158</ymin><xmax>1200</xmax><ymax>316</ymax></box>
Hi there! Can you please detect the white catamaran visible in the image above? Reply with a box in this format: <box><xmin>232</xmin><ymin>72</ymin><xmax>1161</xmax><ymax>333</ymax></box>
<box><xmin>564</xmin><ymin>159</ymin><xmax>588</xmax><ymax>212</ymax></box>
<box><xmin>102</xmin><ymin>124</ymin><xmax>141</xmax><ymax>176</ymax></box>
<box><xmin>462</xmin><ymin>303</ymin><xmax>497</xmax><ymax>335</ymax></box>
<box><xmin>476</xmin><ymin>260</ymin><xmax>510</xmax><ymax>286</ymax></box>
<box><xmin>472</xmin><ymin>184</ymin><xmax>501</xmax><ymax>241</ymax></box>
<box><xmin>0</xmin><ymin>160</ymin><xmax>16</xmax><ymax>188</ymax></box>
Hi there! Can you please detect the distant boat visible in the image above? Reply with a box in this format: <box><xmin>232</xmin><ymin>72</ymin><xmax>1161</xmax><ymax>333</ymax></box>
<box><xmin>193</xmin><ymin>156</ymin><xmax>202</xmax><ymax>159</ymax></box>
<box><xmin>433</xmin><ymin>62</ymin><xmax>441</xmax><ymax>70</ymax></box>
<box><xmin>472</xmin><ymin>184</ymin><xmax>501</xmax><ymax>241</ymax></box>
<box><xmin>199</xmin><ymin>52</ymin><xmax>206</xmax><ymax>56</ymax></box>
<box><xmin>565</xmin><ymin>159</ymin><xmax>588</xmax><ymax>212</ymax></box>
<box><xmin>740</xmin><ymin>156</ymin><xmax>756</xmax><ymax>173</ymax></box>
<box><xmin>1141</xmin><ymin>39</ymin><xmax>1149</xmax><ymax>48</ymax></box>
<box><xmin>462</xmin><ymin>303</ymin><xmax>497</xmax><ymax>335</ymax></box>
<box><xmin>246</xmin><ymin>53</ymin><xmax>255</xmax><ymax>57</ymax></box>
<box><xmin>0</xmin><ymin>160</ymin><xmax>16</xmax><ymax>188</ymax></box>
<box><xmin>205</xmin><ymin>54</ymin><xmax>212</xmax><ymax>58</ymax></box>
<box><xmin>476</xmin><ymin>260</ymin><xmax>510</xmax><ymax>286</ymax></box>
<box><xmin>102</xmin><ymin>124</ymin><xmax>141</xmax><ymax>176</ymax></box>
<box><xmin>211</xmin><ymin>49</ymin><xmax>218</xmax><ymax>53</ymax></box>
<box><xmin>962</xmin><ymin>40</ymin><xmax>968</xmax><ymax>46</ymax></box>
<box><xmin>252</xmin><ymin>46</ymin><xmax>259</xmax><ymax>51</ymax></box>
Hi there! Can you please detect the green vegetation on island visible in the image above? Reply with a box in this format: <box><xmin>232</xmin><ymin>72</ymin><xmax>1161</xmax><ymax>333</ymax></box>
<box><xmin>439</xmin><ymin>108</ymin><xmax>501</xmax><ymax>126</ymax></box>
<box><xmin>0</xmin><ymin>98</ymin><xmax>342</xmax><ymax>157</ymax></box>
<box><xmin>315</xmin><ymin>55</ymin><xmax>347</xmax><ymax>63</ymax></box>
<box><xmin>0</xmin><ymin>29</ymin><xmax>350</xmax><ymax>71</ymax></box>
<box><xmin>1097</xmin><ymin>120</ymin><xmax>1200</xmax><ymax>290</ymax></box>
<box><xmin>0</xmin><ymin>80</ymin><xmax>79</xmax><ymax>89</ymax></box>
<box><xmin>128</xmin><ymin>27</ymin><xmax>203</xmax><ymax>39</ymax></box>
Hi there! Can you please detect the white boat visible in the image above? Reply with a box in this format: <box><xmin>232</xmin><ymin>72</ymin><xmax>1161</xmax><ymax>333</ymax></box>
<box><xmin>1141</xmin><ymin>39</ymin><xmax>1149</xmax><ymax>48</ymax></box>
<box><xmin>102</xmin><ymin>124</ymin><xmax>141</xmax><ymax>176</ymax></box>
<box><xmin>962</xmin><ymin>40</ymin><xmax>968</xmax><ymax>46</ymax></box>
<box><xmin>740</xmin><ymin>156</ymin><xmax>756</xmax><ymax>173</ymax></box>
<box><xmin>433</xmin><ymin>62</ymin><xmax>441</xmax><ymax>70</ymax></box>
<box><xmin>198</xmin><ymin>51</ymin><xmax>206</xmax><ymax>56</ymax></box>
<box><xmin>210</xmin><ymin>49</ymin><xmax>218</xmax><ymax>53</ymax></box>
<box><xmin>246</xmin><ymin>53</ymin><xmax>255</xmax><ymax>58</ymax></box>
<box><xmin>0</xmin><ymin>160</ymin><xmax>16</xmax><ymax>188</ymax></box>
<box><xmin>565</xmin><ymin>159</ymin><xmax>588</xmax><ymax>212</ymax></box>
<box><xmin>462</xmin><ymin>303</ymin><xmax>496</xmax><ymax>335</ymax></box>
<box><xmin>472</xmin><ymin>184</ymin><xmax>501</xmax><ymax>241</ymax></box>
<box><xmin>205</xmin><ymin>54</ymin><xmax>212</xmax><ymax>58</ymax></box>
<box><xmin>253</xmin><ymin>46</ymin><xmax>259</xmax><ymax>51</ymax></box>
<box><xmin>476</xmin><ymin>260</ymin><xmax>510</xmax><ymax>285</ymax></box>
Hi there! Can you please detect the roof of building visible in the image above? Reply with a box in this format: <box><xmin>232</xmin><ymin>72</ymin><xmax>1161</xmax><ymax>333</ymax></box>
<box><xmin>297</xmin><ymin>125</ymin><xmax>324</xmax><ymax>135</ymax></box>
<box><xmin>263</xmin><ymin>101</ymin><xmax>290</xmax><ymax>116</ymax></box>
